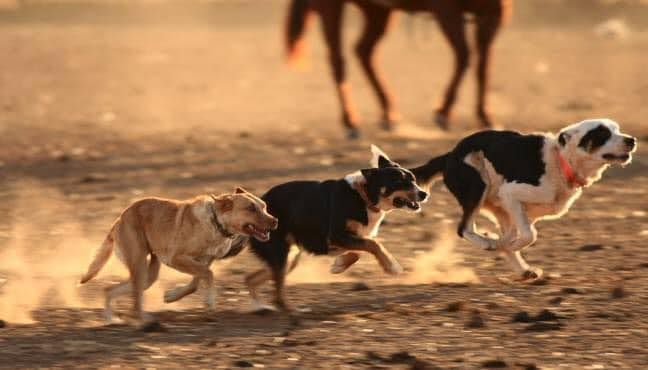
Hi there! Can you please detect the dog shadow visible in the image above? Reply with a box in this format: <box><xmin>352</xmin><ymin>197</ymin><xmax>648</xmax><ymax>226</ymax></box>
<box><xmin>3</xmin><ymin>281</ymin><xmax>478</xmax><ymax>367</ymax></box>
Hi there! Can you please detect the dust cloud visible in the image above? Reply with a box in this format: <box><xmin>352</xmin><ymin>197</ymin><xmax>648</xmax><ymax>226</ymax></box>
<box><xmin>400</xmin><ymin>227</ymin><xmax>480</xmax><ymax>285</ymax></box>
<box><xmin>0</xmin><ymin>181</ymin><xmax>195</xmax><ymax>323</ymax></box>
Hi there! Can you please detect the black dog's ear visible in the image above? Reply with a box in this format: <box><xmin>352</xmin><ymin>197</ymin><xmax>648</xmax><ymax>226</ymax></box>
<box><xmin>360</xmin><ymin>169</ymin><xmax>381</xmax><ymax>205</ymax></box>
<box><xmin>558</xmin><ymin>131</ymin><xmax>570</xmax><ymax>146</ymax></box>
<box><xmin>370</xmin><ymin>144</ymin><xmax>398</xmax><ymax>168</ymax></box>
<box><xmin>378</xmin><ymin>156</ymin><xmax>397</xmax><ymax>168</ymax></box>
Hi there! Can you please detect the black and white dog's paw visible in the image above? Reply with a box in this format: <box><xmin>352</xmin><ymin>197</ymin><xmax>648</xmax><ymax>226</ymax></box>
<box><xmin>385</xmin><ymin>259</ymin><xmax>404</xmax><ymax>275</ymax></box>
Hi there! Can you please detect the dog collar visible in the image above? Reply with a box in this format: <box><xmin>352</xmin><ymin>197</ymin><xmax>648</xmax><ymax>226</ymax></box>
<box><xmin>210</xmin><ymin>194</ymin><xmax>235</xmax><ymax>239</ymax></box>
<box><xmin>352</xmin><ymin>182</ymin><xmax>381</xmax><ymax>213</ymax></box>
<box><xmin>556</xmin><ymin>150</ymin><xmax>586</xmax><ymax>188</ymax></box>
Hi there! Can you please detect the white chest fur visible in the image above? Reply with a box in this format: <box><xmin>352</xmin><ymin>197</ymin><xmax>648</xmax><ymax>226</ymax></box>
<box><xmin>364</xmin><ymin>211</ymin><xmax>386</xmax><ymax>238</ymax></box>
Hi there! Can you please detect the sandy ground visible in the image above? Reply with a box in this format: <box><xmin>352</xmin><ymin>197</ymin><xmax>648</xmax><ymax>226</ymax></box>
<box><xmin>1</xmin><ymin>0</ymin><xmax>648</xmax><ymax>369</ymax></box>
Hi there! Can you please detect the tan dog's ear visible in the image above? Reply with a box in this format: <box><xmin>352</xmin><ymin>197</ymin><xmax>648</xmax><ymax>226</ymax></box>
<box><xmin>235</xmin><ymin>187</ymin><xmax>248</xmax><ymax>194</ymax></box>
<box><xmin>211</xmin><ymin>194</ymin><xmax>233</xmax><ymax>212</ymax></box>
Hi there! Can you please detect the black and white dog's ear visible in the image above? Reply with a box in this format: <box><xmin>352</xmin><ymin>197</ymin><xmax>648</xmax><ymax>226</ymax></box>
<box><xmin>370</xmin><ymin>144</ymin><xmax>398</xmax><ymax>168</ymax></box>
<box><xmin>558</xmin><ymin>131</ymin><xmax>571</xmax><ymax>146</ymax></box>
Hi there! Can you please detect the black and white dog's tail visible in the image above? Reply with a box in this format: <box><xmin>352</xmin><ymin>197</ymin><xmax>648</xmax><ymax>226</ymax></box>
<box><xmin>410</xmin><ymin>153</ymin><xmax>449</xmax><ymax>187</ymax></box>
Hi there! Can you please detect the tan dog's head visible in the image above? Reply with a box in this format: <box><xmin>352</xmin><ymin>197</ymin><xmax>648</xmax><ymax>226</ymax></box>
<box><xmin>558</xmin><ymin>119</ymin><xmax>636</xmax><ymax>182</ymax></box>
<box><xmin>212</xmin><ymin>187</ymin><xmax>278</xmax><ymax>241</ymax></box>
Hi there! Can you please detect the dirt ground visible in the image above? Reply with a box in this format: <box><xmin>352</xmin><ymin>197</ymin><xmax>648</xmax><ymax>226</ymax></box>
<box><xmin>1</xmin><ymin>0</ymin><xmax>648</xmax><ymax>369</ymax></box>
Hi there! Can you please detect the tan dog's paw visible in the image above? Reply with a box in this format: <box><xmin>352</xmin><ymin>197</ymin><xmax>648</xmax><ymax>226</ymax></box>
<box><xmin>203</xmin><ymin>290</ymin><xmax>217</xmax><ymax>310</ymax></box>
<box><xmin>519</xmin><ymin>267</ymin><xmax>544</xmax><ymax>281</ymax></box>
<box><xmin>164</xmin><ymin>287</ymin><xmax>185</xmax><ymax>303</ymax></box>
<box><xmin>250</xmin><ymin>300</ymin><xmax>277</xmax><ymax>315</ymax></box>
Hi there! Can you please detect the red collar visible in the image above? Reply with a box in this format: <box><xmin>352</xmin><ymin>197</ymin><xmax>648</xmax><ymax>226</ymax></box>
<box><xmin>557</xmin><ymin>150</ymin><xmax>586</xmax><ymax>188</ymax></box>
<box><xmin>352</xmin><ymin>182</ymin><xmax>381</xmax><ymax>213</ymax></box>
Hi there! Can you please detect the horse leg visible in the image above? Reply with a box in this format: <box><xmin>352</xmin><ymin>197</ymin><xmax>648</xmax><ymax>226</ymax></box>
<box><xmin>474</xmin><ymin>12</ymin><xmax>504</xmax><ymax>129</ymax></box>
<box><xmin>314</xmin><ymin>0</ymin><xmax>360</xmax><ymax>139</ymax></box>
<box><xmin>355</xmin><ymin>4</ymin><xmax>398</xmax><ymax>131</ymax></box>
<box><xmin>433</xmin><ymin>8</ymin><xmax>469</xmax><ymax>131</ymax></box>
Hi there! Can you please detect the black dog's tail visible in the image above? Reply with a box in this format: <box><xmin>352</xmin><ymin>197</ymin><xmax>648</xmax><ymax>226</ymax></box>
<box><xmin>410</xmin><ymin>153</ymin><xmax>449</xmax><ymax>187</ymax></box>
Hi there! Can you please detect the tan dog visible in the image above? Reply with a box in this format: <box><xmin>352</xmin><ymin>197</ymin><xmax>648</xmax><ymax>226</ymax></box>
<box><xmin>79</xmin><ymin>187</ymin><xmax>278</xmax><ymax>324</ymax></box>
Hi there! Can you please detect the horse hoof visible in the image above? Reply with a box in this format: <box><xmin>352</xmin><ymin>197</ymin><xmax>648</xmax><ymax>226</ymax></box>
<box><xmin>477</xmin><ymin>111</ymin><xmax>498</xmax><ymax>130</ymax></box>
<box><xmin>346</xmin><ymin>127</ymin><xmax>361</xmax><ymax>140</ymax></box>
<box><xmin>434</xmin><ymin>111</ymin><xmax>450</xmax><ymax>131</ymax></box>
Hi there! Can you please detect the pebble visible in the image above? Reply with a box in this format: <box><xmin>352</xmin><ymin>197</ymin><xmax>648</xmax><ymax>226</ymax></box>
<box><xmin>579</xmin><ymin>244</ymin><xmax>604</xmax><ymax>252</ymax></box>
<box><xmin>232</xmin><ymin>360</ymin><xmax>254</xmax><ymax>368</ymax></box>
<box><xmin>548</xmin><ymin>296</ymin><xmax>564</xmax><ymax>305</ymax></box>
<box><xmin>525</xmin><ymin>322</ymin><xmax>564</xmax><ymax>332</ymax></box>
<box><xmin>611</xmin><ymin>286</ymin><xmax>627</xmax><ymax>299</ymax></box>
<box><xmin>512</xmin><ymin>311</ymin><xmax>533</xmax><ymax>323</ymax></box>
<box><xmin>139</xmin><ymin>321</ymin><xmax>167</xmax><ymax>333</ymax></box>
<box><xmin>482</xmin><ymin>359</ymin><xmax>507</xmax><ymax>368</ymax></box>
<box><xmin>561</xmin><ymin>287</ymin><xmax>584</xmax><ymax>295</ymax></box>
<box><xmin>349</xmin><ymin>282</ymin><xmax>371</xmax><ymax>291</ymax></box>
<box><xmin>446</xmin><ymin>301</ymin><xmax>467</xmax><ymax>312</ymax></box>
<box><xmin>465</xmin><ymin>310</ymin><xmax>486</xmax><ymax>329</ymax></box>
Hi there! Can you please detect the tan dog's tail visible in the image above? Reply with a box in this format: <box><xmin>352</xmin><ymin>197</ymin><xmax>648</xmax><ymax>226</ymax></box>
<box><xmin>79</xmin><ymin>224</ymin><xmax>116</xmax><ymax>284</ymax></box>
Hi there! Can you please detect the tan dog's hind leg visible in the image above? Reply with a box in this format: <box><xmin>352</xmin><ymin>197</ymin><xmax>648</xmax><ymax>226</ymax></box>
<box><xmin>103</xmin><ymin>255</ymin><xmax>159</xmax><ymax>324</ymax></box>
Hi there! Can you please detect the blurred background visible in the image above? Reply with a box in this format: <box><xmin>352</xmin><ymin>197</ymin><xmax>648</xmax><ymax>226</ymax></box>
<box><xmin>0</xmin><ymin>1</ymin><xmax>647</xmax><ymax>368</ymax></box>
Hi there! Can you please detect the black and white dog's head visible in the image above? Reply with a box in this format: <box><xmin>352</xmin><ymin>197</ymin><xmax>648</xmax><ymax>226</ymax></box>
<box><xmin>350</xmin><ymin>145</ymin><xmax>428</xmax><ymax>212</ymax></box>
<box><xmin>558</xmin><ymin>118</ymin><xmax>636</xmax><ymax>165</ymax></box>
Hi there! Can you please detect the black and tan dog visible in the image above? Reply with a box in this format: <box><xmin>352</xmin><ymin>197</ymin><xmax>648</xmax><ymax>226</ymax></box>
<box><xmin>246</xmin><ymin>145</ymin><xmax>428</xmax><ymax>311</ymax></box>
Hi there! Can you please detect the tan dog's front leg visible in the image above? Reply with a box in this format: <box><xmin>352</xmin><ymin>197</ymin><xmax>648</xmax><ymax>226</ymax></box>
<box><xmin>164</xmin><ymin>256</ymin><xmax>215</xmax><ymax>304</ymax></box>
<box><xmin>169</xmin><ymin>256</ymin><xmax>216</xmax><ymax>310</ymax></box>
<box><xmin>164</xmin><ymin>277</ymin><xmax>200</xmax><ymax>304</ymax></box>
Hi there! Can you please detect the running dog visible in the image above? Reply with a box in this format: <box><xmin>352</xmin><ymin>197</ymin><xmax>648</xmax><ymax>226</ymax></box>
<box><xmin>411</xmin><ymin>118</ymin><xmax>636</xmax><ymax>280</ymax></box>
<box><xmin>79</xmin><ymin>188</ymin><xmax>278</xmax><ymax>324</ymax></box>
<box><xmin>246</xmin><ymin>145</ymin><xmax>428</xmax><ymax>311</ymax></box>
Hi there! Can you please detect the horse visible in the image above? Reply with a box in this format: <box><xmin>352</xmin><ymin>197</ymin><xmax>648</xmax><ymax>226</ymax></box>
<box><xmin>285</xmin><ymin>0</ymin><xmax>512</xmax><ymax>138</ymax></box>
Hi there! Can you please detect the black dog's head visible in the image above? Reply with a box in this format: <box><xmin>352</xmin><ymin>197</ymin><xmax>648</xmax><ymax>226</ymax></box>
<box><xmin>359</xmin><ymin>145</ymin><xmax>428</xmax><ymax>212</ymax></box>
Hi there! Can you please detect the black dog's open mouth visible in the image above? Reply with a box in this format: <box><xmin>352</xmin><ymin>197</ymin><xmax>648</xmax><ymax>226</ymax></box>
<box><xmin>602</xmin><ymin>153</ymin><xmax>630</xmax><ymax>162</ymax></box>
<box><xmin>394</xmin><ymin>197</ymin><xmax>420</xmax><ymax>211</ymax></box>
<box><xmin>244</xmin><ymin>223</ymin><xmax>272</xmax><ymax>242</ymax></box>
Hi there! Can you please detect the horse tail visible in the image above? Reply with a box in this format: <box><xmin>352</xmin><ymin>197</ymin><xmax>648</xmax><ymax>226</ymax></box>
<box><xmin>285</xmin><ymin>0</ymin><xmax>312</xmax><ymax>66</ymax></box>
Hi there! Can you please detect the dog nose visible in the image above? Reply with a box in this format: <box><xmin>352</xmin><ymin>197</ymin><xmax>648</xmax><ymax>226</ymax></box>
<box><xmin>624</xmin><ymin>137</ymin><xmax>636</xmax><ymax>149</ymax></box>
<box><xmin>270</xmin><ymin>217</ymin><xmax>279</xmax><ymax>230</ymax></box>
<box><xmin>417</xmin><ymin>190</ymin><xmax>428</xmax><ymax>201</ymax></box>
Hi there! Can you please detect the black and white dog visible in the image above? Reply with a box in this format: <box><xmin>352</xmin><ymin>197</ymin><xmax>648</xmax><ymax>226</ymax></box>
<box><xmin>411</xmin><ymin>119</ymin><xmax>636</xmax><ymax>280</ymax></box>
<box><xmin>246</xmin><ymin>145</ymin><xmax>428</xmax><ymax>311</ymax></box>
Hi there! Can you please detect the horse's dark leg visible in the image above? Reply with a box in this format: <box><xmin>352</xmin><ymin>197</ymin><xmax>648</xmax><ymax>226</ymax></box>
<box><xmin>314</xmin><ymin>0</ymin><xmax>360</xmax><ymax>138</ymax></box>
<box><xmin>474</xmin><ymin>10</ymin><xmax>504</xmax><ymax>129</ymax></box>
<box><xmin>355</xmin><ymin>3</ymin><xmax>398</xmax><ymax>131</ymax></box>
<box><xmin>432</xmin><ymin>7</ymin><xmax>469</xmax><ymax>131</ymax></box>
